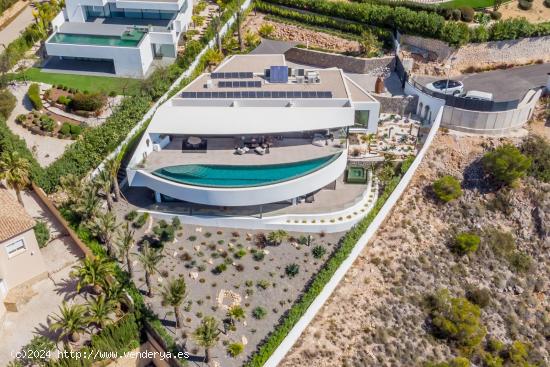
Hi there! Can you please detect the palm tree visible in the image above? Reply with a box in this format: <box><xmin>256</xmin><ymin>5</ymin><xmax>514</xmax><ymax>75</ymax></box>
<box><xmin>96</xmin><ymin>169</ymin><xmax>114</xmax><ymax>211</ymax></box>
<box><xmin>226</xmin><ymin>305</ymin><xmax>245</xmax><ymax>329</ymax></box>
<box><xmin>267</xmin><ymin>230</ymin><xmax>288</xmax><ymax>246</ymax></box>
<box><xmin>86</xmin><ymin>294</ymin><xmax>115</xmax><ymax>329</ymax></box>
<box><xmin>58</xmin><ymin>173</ymin><xmax>84</xmax><ymax>205</ymax></box>
<box><xmin>161</xmin><ymin>278</ymin><xmax>187</xmax><ymax>329</ymax></box>
<box><xmin>235</xmin><ymin>0</ymin><xmax>244</xmax><ymax>51</ymax></box>
<box><xmin>104</xmin><ymin>158</ymin><xmax>122</xmax><ymax>203</ymax></box>
<box><xmin>49</xmin><ymin>302</ymin><xmax>88</xmax><ymax>344</ymax></box>
<box><xmin>71</xmin><ymin>256</ymin><xmax>115</xmax><ymax>294</ymax></box>
<box><xmin>192</xmin><ymin>316</ymin><xmax>220</xmax><ymax>363</ymax></box>
<box><xmin>0</xmin><ymin>150</ymin><xmax>31</xmax><ymax>206</ymax></box>
<box><xmin>71</xmin><ymin>183</ymin><xmax>100</xmax><ymax>223</ymax></box>
<box><xmin>104</xmin><ymin>281</ymin><xmax>128</xmax><ymax>316</ymax></box>
<box><xmin>89</xmin><ymin>211</ymin><xmax>119</xmax><ymax>256</ymax></box>
<box><xmin>116</xmin><ymin>223</ymin><xmax>135</xmax><ymax>277</ymax></box>
<box><xmin>133</xmin><ymin>241</ymin><xmax>164</xmax><ymax>297</ymax></box>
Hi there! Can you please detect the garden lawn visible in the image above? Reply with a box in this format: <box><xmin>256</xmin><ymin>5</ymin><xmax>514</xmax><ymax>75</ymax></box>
<box><xmin>12</xmin><ymin>68</ymin><xmax>141</xmax><ymax>95</ymax></box>
<box><xmin>440</xmin><ymin>0</ymin><xmax>495</xmax><ymax>9</ymax></box>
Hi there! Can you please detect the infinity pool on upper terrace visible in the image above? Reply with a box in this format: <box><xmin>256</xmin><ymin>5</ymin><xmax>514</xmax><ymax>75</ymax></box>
<box><xmin>152</xmin><ymin>153</ymin><xmax>341</xmax><ymax>188</ymax></box>
<box><xmin>48</xmin><ymin>29</ymin><xmax>145</xmax><ymax>47</ymax></box>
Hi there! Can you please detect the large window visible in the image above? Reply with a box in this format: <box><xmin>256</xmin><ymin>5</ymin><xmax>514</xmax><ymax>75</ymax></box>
<box><xmin>354</xmin><ymin>110</ymin><xmax>370</xmax><ymax>128</ymax></box>
<box><xmin>5</xmin><ymin>238</ymin><xmax>26</xmax><ymax>257</ymax></box>
<box><xmin>84</xmin><ymin>4</ymin><xmax>176</xmax><ymax>21</ymax></box>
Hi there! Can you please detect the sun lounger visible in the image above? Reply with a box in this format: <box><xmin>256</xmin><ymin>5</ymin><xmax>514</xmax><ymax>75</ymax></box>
<box><xmin>255</xmin><ymin>146</ymin><xmax>265</xmax><ymax>155</ymax></box>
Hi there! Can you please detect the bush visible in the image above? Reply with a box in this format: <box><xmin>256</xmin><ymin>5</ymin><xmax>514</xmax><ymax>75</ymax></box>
<box><xmin>490</xmin><ymin>10</ymin><xmax>502</xmax><ymax>20</ymax></box>
<box><xmin>465</xmin><ymin>286</ymin><xmax>491</xmax><ymax>308</ymax></box>
<box><xmin>451</xmin><ymin>9</ymin><xmax>462</xmax><ymax>20</ymax></box>
<box><xmin>20</xmin><ymin>335</ymin><xmax>55</xmax><ymax>366</ymax></box>
<box><xmin>460</xmin><ymin>7</ymin><xmax>475</xmax><ymax>22</ymax></box>
<box><xmin>312</xmin><ymin>245</ymin><xmax>326</xmax><ymax>259</ymax></box>
<box><xmin>545</xmin><ymin>0</ymin><xmax>550</xmax><ymax>7</ymax></box>
<box><xmin>70</xmin><ymin>124</ymin><xmax>82</xmax><ymax>136</ymax></box>
<box><xmin>153</xmin><ymin>219</ymin><xmax>175</xmax><ymax>243</ymax></box>
<box><xmin>39</xmin><ymin>115</ymin><xmax>55</xmax><ymax>132</ymax></box>
<box><xmin>285</xmin><ymin>263</ymin><xmax>300</xmax><ymax>278</ymax></box>
<box><xmin>508</xmin><ymin>251</ymin><xmax>532</xmax><ymax>273</ymax></box>
<box><xmin>213</xmin><ymin>263</ymin><xmax>227</xmax><ymax>274</ymax></box>
<box><xmin>59</xmin><ymin>123</ymin><xmax>71</xmax><ymax>136</ymax></box>
<box><xmin>133</xmin><ymin>212</ymin><xmax>149</xmax><ymax>228</ymax></box>
<box><xmin>57</xmin><ymin>95</ymin><xmax>71</xmax><ymax>106</ymax></box>
<box><xmin>0</xmin><ymin>89</ymin><xmax>16</xmax><ymax>119</ymax></box>
<box><xmin>227</xmin><ymin>342</ymin><xmax>244</xmax><ymax>357</ymax></box>
<box><xmin>27</xmin><ymin>83</ymin><xmax>42</xmax><ymax>110</ymax></box>
<box><xmin>428</xmin><ymin>289</ymin><xmax>486</xmax><ymax>347</ymax></box>
<box><xmin>252</xmin><ymin>306</ymin><xmax>267</xmax><ymax>319</ymax></box>
<box><xmin>452</xmin><ymin>232</ymin><xmax>480</xmax><ymax>255</ymax></box>
<box><xmin>253</xmin><ymin>251</ymin><xmax>265</xmax><ymax>261</ymax></box>
<box><xmin>34</xmin><ymin>220</ymin><xmax>50</xmax><ymax>248</ymax></box>
<box><xmin>91</xmin><ymin>314</ymin><xmax>140</xmax><ymax>353</ymax></box>
<box><xmin>125</xmin><ymin>210</ymin><xmax>138</xmax><ymax>221</ymax></box>
<box><xmin>426</xmin><ymin>357</ymin><xmax>471</xmax><ymax>367</ymax></box>
<box><xmin>433</xmin><ymin>175</ymin><xmax>462</xmax><ymax>202</ymax></box>
<box><xmin>520</xmin><ymin>135</ymin><xmax>550</xmax><ymax>183</ymax></box>
<box><xmin>518</xmin><ymin>0</ymin><xmax>532</xmax><ymax>10</ymax></box>
<box><xmin>258</xmin><ymin>23</ymin><xmax>275</xmax><ymax>38</ymax></box>
<box><xmin>482</xmin><ymin>144</ymin><xmax>531</xmax><ymax>187</ymax></box>
<box><xmin>70</xmin><ymin>92</ymin><xmax>106</xmax><ymax>112</ymax></box>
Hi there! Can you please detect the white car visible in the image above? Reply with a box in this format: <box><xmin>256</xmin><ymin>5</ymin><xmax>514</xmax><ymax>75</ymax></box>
<box><xmin>425</xmin><ymin>79</ymin><xmax>464</xmax><ymax>95</ymax></box>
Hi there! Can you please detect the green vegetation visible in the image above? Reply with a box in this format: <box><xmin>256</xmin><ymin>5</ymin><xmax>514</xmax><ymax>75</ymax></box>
<box><xmin>312</xmin><ymin>245</ymin><xmax>326</xmax><ymax>259</ymax></box>
<box><xmin>425</xmin><ymin>357</ymin><xmax>471</xmax><ymax>367</ymax></box>
<box><xmin>227</xmin><ymin>342</ymin><xmax>245</xmax><ymax>357</ymax></box>
<box><xmin>465</xmin><ymin>286</ymin><xmax>491</xmax><ymax>308</ymax></box>
<box><xmin>0</xmin><ymin>0</ymin><xmax>17</xmax><ymax>16</ymax></box>
<box><xmin>285</xmin><ymin>263</ymin><xmax>300</xmax><ymax>278</ymax></box>
<box><xmin>70</xmin><ymin>92</ymin><xmax>107</xmax><ymax>112</ymax></box>
<box><xmin>482</xmin><ymin>144</ymin><xmax>531</xmax><ymax>187</ymax></box>
<box><xmin>12</xmin><ymin>68</ymin><xmax>140</xmax><ymax>95</ymax></box>
<box><xmin>27</xmin><ymin>83</ymin><xmax>43</xmax><ymax>110</ymax></box>
<box><xmin>483</xmin><ymin>227</ymin><xmax>532</xmax><ymax>273</ymax></box>
<box><xmin>521</xmin><ymin>135</ymin><xmax>550</xmax><ymax>183</ymax></box>
<box><xmin>192</xmin><ymin>316</ymin><xmax>220</xmax><ymax>363</ymax></box>
<box><xmin>20</xmin><ymin>336</ymin><xmax>55</xmax><ymax>366</ymax></box>
<box><xmin>252</xmin><ymin>306</ymin><xmax>267</xmax><ymax>320</ymax></box>
<box><xmin>452</xmin><ymin>232</ymin><xmax>480</xmax><ymax>255</ymax></box>
<box><xmin>433</xmin><ymin>175</ymin><xmax>462</xmax><ymax>202</ymax></box>
<box><xmin>427</xmin><ymin>289</ymin><xmax>486</xmax><ymax>348</ymax></box>
<box><xmin>0</xmin><ymin>89</ymin><xmax>16</xmax><ymax>119</ymax></box>
<box><xmin>161</xmin><ymin>278</ymin><xmax>187</xmax><ymax>329</ymax></box>
<box><xmin>34</xmin><ymin>220</ymin><xmax>50</xmax><ymax>248</ymax></box>
<box><xmin>441</xmin><ymin>0</ymin><xmax>495</xmax><ymax>9</ymax></box>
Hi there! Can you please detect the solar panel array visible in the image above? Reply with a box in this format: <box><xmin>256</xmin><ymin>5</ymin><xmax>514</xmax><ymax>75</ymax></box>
<box><xmin>270</xmin><ymin>66</ymin><xmax>288</xmax><ymax>83</ymax></box>
<box><xmin>181</xmin><ymin>91</ymin><xmax>333</xmax><ymax>99</ymax></box>
<box><xmin>211</xmin><ymin>72</ymin><xmax>253</xmax><ymax>79</ymax></box>
<box><xmin>218</xmin><ymin>81</ymin><xmax>262</xmax><ymax>88</ymax></box>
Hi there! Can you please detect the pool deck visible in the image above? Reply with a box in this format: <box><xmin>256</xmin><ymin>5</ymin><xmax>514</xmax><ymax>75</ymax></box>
<box><xmin>142</xmin><ymin>137</ymin><xmax>345</xmax><ymax>172</ymax></box>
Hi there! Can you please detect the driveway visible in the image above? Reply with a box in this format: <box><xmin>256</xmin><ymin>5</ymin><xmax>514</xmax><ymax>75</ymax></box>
<box><xmin>0</xmin><ymin>5</ymin><xmax>34</xmax><ymax>46</ymax></box>
<box><xmin>415</xmin><ymin>63</ymin><xmax>550</xmax><ymax>102</ymax></box>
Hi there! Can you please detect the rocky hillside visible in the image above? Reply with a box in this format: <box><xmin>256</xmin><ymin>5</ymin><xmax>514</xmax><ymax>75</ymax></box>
<box><xmin>280</xmin><ymin>127</ymin><xmax>549</xmax><ymax>366</ymax></box>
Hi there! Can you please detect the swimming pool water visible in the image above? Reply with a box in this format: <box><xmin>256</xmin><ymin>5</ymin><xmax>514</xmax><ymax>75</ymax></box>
<box><xmin>152</xmin><ymin>153</ymin><xmax>341</xmax><ymax>188</ymax></box>
<box><xmin>49</xmin><ymin>31</ymin><xmax>144</xmax><ymax>47</ymax></box>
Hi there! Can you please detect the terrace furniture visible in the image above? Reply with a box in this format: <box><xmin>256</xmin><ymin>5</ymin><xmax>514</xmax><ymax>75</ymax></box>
<box><xmin>236</xmin><ymin>146</ymin><xmax>250</xmax><ymax>155</ymax></box>
<box><xmin>254</xmin><ymin>146</ymin><xmax>265</xmax><ymax>155</ymax></box>
<box><xmin>305</xmin><ymin>194</ymin><xmax>315</xmax><ymax>203</ymax></box>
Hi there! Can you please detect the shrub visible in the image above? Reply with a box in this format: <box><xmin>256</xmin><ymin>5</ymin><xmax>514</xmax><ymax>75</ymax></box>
<box><xmin>433</xmin><ymin>175</ymin><xmax>462</xmax><ymax>202</ymax></box>
<box><xmin>213</xmin><ymin>263</ymin><xmax>227</xmax><ymax>274</ymax></box>
<box><xmin>91</xmin><ymin>313</ymin><xmax>140</xmax><ymax>353</ymax></box>
<box><xmin>285</xmin><ymin>263</ymin><xmax>300</xmax><ymax>278</ymax></box>
<box><xmin>39</xmin><ymin>115</ymin><xmax>55</xmax><ymax>132</ymax></box>
<box><xmin>252</xmin><ymin>306</ymin><xmax>267</xmax><ymax>319</ymax></box>
<box><xmin>520</xmin><ymin>135</ymin><xmax>550</xmax><ymax>183</ymax></box>
<box><xmin>460</xmin><ymin>7</ymin><xmax>475</xmax><ymax>22</ymax></box>
<box><xmin>428</xmin><ymin>289</ymin><xmax>486</xmax><ymax>347</ymax></box>
<box><xmin>508</xmin><ymin>251</ymin><xmax>532</xmax><ymax>273</ymax></box>
<box><xmin>133</xmin><ymin>213</ymin><xmax>149</xmax><ymax>228</ymax></box>
<box><xmin>70</xmin><ymin>92</ymin><xmax>106</xmax><ymax>112</ymax></box>
<box><xmin>451</xmin><ymin>9</ymin><xmax>462</xmax><ymax>20</ymax></box>
<box><xmin>34</xmin><ymin>220</ymin><xmax>50</xmax><ymax>248</ymax></box>
<box><xmin>253</xmin><ymin>251</ymin><xmax>265</xmax><ymax>261</ymax></box>
<box><xmin>518</xmin><ymin>0</ymin><xmax>532</xmax><ymax>9</ymax></box>
<box><xmin>484</xmin><ymin>228</ymin><xmax>515</xmax><ymax>258</ymax></box>
<box><xmin>452</xmin><ymin>232</ymin><xmax>480</xmax><ymax>255</ymax></box>
<box><xmin>152</xmin><ymin>219</ymin><xmax>175</xmax><ymax>243</ymax></box>
<box><xmin>57</xmin><ymin>95</ymin><xmax>71</xmax><ymax>106</ymax></box>
<box><xmin>59</xmin><ymin>123</ymin><xmax>71</xmax><ymax>136</ymax></box>
<box><xmin>482</xmin><ymin>145</ymin><xmax>531</xmax><ymax>187</ymax></box>
<box><xmin>234</xmin><ymin>248</ymin><xmax>247</xmax><ymax>259</ymax></box>
<box><xmin>426</xmin><ymin>357</ymin><xmax>471</xmax><ymax>367</ymax></box>
<box><xmin>227</xmin><ymin>342</ymin><xmax>244</xmax><ymax>357</ymax></box>
<box><xmin>108</xmin><ymin>91</ymin><xmax>117</xmax><ymax>97</ymax></box>
<box><xmin>27</xmin><ymin>83</ymin><xmax>42</xmax><ymax>110</ymax></box>
<box><xmin>125</xmin><ymin>210</ymin><xmax>138</xmax><ymax>221</ymax></box>
<box><xmin>545</xmin><ymin>0</ymin><xmax>550</xmax><ymax>7</ymax></box>
<box><xmin>258</xmin><ymin>23</ymin><xmax>275</xmax><ymax>38</ymax></box>
<box><xmin>0</xmin><ymin>89</ymin><xmax>16</xmax><ymax>119</ymax></box>
<box><xmin>70</xmin><ymin>124</ymin><xmax>82</xmax><ymax>136</ymax></box>
<box><xmin>490</xmin><ymin>10</ymin><xmax>502</xmax><ymax>20</ymax></box>
<box><xmin>311</xmin><ymin>245</ymin><xmax>326</xmax><ymax>259</ymax></box>
<box><xmin>465</xmin><ymin>286</ymin><xmax>491</xmax><ymax>308</ymax></box>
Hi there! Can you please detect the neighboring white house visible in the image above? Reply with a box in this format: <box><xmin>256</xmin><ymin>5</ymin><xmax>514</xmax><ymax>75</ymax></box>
<box><xmin>45</xmin><ymin>0</ymin><xmax>193</xmax><ymax>77</ymax></box>
<box><xmin>126</xmin><ymin>54</ymin><xmax>380</xmax><ymax>208</ymax></box>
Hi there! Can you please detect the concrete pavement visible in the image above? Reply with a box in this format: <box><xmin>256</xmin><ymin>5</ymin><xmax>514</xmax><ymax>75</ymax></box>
<box><xmin>0</xmin><ymin>5</ymin><xmax>34</xmax><ymax>46</ymax></box>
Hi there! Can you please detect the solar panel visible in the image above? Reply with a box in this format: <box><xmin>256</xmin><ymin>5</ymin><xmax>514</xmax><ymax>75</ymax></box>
<box><xmin>270</xmin><ymin>66</ymin><xmax>288</xmax><ymax>83</ymax></box>
<box><xmin>181</xmin><ymin>90</ymin><xmax>333</xmax><ymax>99</ymax></box>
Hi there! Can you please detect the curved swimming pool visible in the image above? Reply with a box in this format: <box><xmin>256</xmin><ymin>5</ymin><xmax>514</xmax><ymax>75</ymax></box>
<box><xmin>152</xmin><ymin>153</ymin><xmax>341</xmax><ymax>188</ymax></box>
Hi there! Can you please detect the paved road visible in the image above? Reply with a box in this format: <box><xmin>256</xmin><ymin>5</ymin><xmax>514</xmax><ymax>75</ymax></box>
<box><xmin>416</xmin><ymin>63</ymin><xmax>550</xmax><ymax>102</ymax></box>
<box><xmin>0</xmin><ymin>5</ymin><xmax>34</xmax><ymax>46</ymax></box>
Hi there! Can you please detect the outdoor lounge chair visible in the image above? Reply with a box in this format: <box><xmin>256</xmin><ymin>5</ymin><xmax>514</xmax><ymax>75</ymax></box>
<box><xmin>255</xmin><ymin>146</ymin><xmax>265</xmax><ymax>155</ymax></box>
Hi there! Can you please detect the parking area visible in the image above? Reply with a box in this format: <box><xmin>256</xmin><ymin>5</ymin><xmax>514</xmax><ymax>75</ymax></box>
<box><xmin>415</xmin><ymin>63</ymin><xmax>550</xmax><ymax>102</ymax></box>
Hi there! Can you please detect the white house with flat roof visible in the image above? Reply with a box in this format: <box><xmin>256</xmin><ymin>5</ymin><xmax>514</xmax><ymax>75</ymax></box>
<box><xmin>126</xmin><ymin>54</ymin><xmax>380</xmax><ymax>208</ymax></box>
<box><xmin>45</xmin><ymin>0</ymin><xmax>193</xmax><ymax>77</ymax></box>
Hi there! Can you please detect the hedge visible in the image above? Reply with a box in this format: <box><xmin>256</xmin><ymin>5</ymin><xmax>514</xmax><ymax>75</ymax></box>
<box><xmin>245</xmin><ymin>167</ymin><xmax>405</xmax><ymax>366</ymax></box>
<box><xmin>0</xmin><ymin>89</ymin><xmax>16</xmax><ymax>119</ymax></box>
<box><xmin>28</xmin><ymin>83</ymin><xmax>43</xmax><ymax>110</ymax></box>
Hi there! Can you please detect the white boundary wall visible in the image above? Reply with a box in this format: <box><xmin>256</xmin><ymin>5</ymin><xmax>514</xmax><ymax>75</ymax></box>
<box><xmin>89</xmin><ymin>0</ymin><xmax>252</xmax><ymax>178</ymax></box>
<box><xmin>262</xmin><ymin>106</ymin><xmax>442</xmax><ymax>367</ymax></box>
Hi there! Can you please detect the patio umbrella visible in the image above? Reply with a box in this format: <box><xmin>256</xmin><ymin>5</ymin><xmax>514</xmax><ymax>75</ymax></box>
<box><xmin>187</xmin><ymin>136</ymin><xmax>202</xmax><ymax>145</ymax></box>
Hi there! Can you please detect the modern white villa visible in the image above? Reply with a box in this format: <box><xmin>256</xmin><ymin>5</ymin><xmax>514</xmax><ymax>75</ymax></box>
<box><xmin>45</xmin><ymin>0</ymin><xmax>193</xmax><ymax>77</ymax></box>
<box><xmin>126</xmin><ymin>54</ymin><xmax>380</xmax><ymax>211</ymax></box>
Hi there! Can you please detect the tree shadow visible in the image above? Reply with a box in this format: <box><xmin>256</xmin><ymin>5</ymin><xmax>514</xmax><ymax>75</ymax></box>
<box><xmin>462</xmin><ymin>158</ymin><xmax>497</xmax><ymax>194</ymax></box>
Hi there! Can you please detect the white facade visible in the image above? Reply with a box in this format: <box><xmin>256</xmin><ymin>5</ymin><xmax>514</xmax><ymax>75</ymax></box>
<box><xmin>126</xmin><ymin>55</ymin><xmax>381</xmax><ymax>207</ymax></box>
<box><xmin>45</xmin><ymin>0</ymin><xmax>193</xmax><ymax>77</ymax></box>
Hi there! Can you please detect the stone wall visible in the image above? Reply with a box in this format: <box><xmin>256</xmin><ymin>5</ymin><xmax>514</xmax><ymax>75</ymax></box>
<box><xmin>374</xmin><ymin>94</ymin><xmax>418</xmax><ymax>115</ymax></box>
<box><xmin>401</xmin><ymin>34</ymin><xmax>550</xmax><ymax>69</ymax></box>
<box><xmin>284</xmin><ymin>48</ymin><xmax>394</xmax><ymax>74</ymax></box>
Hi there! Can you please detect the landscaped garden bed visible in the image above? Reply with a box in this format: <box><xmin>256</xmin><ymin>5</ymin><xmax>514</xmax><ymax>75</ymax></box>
<box><xmin>15</xmin><ymin>110</ymin><xmax>83</xmax><ymax>139</ymax></box>
<box><xmin>44</xmin><ymin>85</ymin><xmax>110</xmax><ymax>118</ymax></box>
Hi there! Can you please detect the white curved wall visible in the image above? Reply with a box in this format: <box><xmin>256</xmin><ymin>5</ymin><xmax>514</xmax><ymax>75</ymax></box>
<box><xmin>129</xmin><ymin>151</ymin><xmax>347</xmax><ymax>206</ymax></box>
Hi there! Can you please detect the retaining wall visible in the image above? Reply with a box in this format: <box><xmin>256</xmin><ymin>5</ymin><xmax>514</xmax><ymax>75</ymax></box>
<box><xmin>374</xmin><ymin>94</ymin><xmax>418</xmax><ymax>115</ymax></box>
<box><xmin>284</xmin><ymin>47</ymin><xmax>394</xmax><ymax>74</ymax></box>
